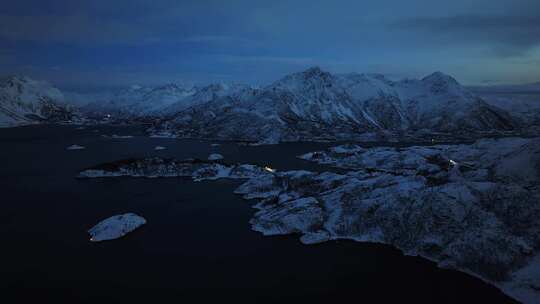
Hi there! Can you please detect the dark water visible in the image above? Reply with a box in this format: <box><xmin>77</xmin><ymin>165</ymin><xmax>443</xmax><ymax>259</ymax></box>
<box><xmin>0</xmin><ymin>125</ymin><xmax>516</xmax><ymax>303</ymax></box>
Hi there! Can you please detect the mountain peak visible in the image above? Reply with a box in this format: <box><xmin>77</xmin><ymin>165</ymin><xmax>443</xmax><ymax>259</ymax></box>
<box><xmin>201</xmin><ymin>82</ymin><xmax>231</xmax><ymax>92</ymax></box>
<box><xmin>0</xmin><ymin>75</ymin><xmax>61</xmax><ymax>96</ymax></box>
<box><xmin>270</xmin><ymin>67</ymin><xmax>335</xmax><ymax>91</ymax></box>
<box><xmin>301</xmin><ymin>66</ymin><xmax>330</xmax><ymax>78</ymax></box>
<box><xmin>421</xmin><ymin>71</ymin><xmax>463</xmax><ymax>94</ymax></box>
<box><xmin>0</xmin><ymin>75</ymin><xmax>65</xmax><ymax>109</ymax></box>
<box><xmin>422</xmin><ymin>71</ymin><xmax>459</xmax><ymax>85</ymax></box>
<box><xmin>156</xmin><ymin>83</ymin><xmax>190</xmax><ymax>91</ymax></box>
<box><xmin>1</xmin><ymin>75</ymin><xmax>35</xmax><ymax>86</ymax></box>
<box><xmin>304</xmin><ymin>66</ymin><xmax>323</xmax><ymax>73</ymax></box>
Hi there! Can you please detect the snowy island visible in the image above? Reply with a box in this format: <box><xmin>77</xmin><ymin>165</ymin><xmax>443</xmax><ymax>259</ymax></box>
<box><xmin>88</xmin><ymin>213</ymin><xmax>146</xmax><ymax>242</ymax></box>
<box><xmin>78</xmin><ymin>137</ymin><xmax>540</xmax><ymax>303</ymax></box>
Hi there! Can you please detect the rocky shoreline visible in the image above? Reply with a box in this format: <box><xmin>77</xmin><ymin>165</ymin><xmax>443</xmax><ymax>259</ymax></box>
<box><xmin>78</xmin><ymin>137</ymin><xmax>540</xmax><ymax>303</ymax></box>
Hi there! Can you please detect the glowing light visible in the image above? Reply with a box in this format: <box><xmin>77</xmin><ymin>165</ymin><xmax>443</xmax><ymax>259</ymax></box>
<box><xmin>449</xmin><ymin>159</ymin><xmax>458</xmax><ymax>166</ymax></box>
<box><xmin>264</xmin><ymin>166</ymin><xmax>276</xmax><ymax>173</ymax></box>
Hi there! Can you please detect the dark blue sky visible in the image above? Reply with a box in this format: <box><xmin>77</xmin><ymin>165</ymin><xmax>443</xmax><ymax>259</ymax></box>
<box><xmin>1</xmin><ymin>0</ymin><xmax>539</xmax><ymax>89</ymax></box>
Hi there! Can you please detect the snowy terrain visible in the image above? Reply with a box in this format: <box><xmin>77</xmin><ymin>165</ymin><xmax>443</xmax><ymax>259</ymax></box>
<box><xmin>78</xmin><ymin>158</ymin><xmax>272</xmax><ymax>182</ymax></box>
<box><xmin>88</xmin><ymin>213</ymin><xmax>146</xmax><ymax>242</ymax></box>
<box><xmin>152</xmin><ymin>67</ymin><xmax>519</xmax><ymax>144</ymax></box>
<box><xmin>471</xmin><ymin>83</ymin><xmax>540</xmax><ymax>131</ymax></box>
<box><xmin>82</xmin><ymin>82</ymin><xmax>251</xmax><ymax>119</ymax></box>
<box><xmin>5</xmin><ymin>70</ymin><xmax>538</xmax><ymax>144</ymax></box>
<box><xmin>78</xmin><ymin>137</ymin><xmax>540</xmax><ymax>303</ymax></box>
<box><xmin>279</xmin><ymin>138</ymin><xmax>540</xmax><ymax>303</ymax></box>
<box><xmin>0</xmin><ymin>76</ymin><xmax>77</xmax><ymax>127</ymax></box>
<box><xmin>208</xmin><ymin>153</ymin><xmax>224</xmax><ymax>161</ymax></box>
<box><xmin>66</xmin><ymin>144</ymin><xmax>85</xmax><ymax>150</ymax></box>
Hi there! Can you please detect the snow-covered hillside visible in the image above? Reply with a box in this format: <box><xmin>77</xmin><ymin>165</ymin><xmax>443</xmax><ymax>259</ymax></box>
<box><xmin>83</xmin><ymin>82</ymin><xmax>251</xmax><ymax>119</ymax></box>
<box><xmin>6</xmin><ymin>69</ymin><xmax>530</xmax><ymax>140</ymax></box>
<box><xmin>154</xmin><ymin>67</ymin><xmax>517</xmax><ymax>143</ymax></box>
<box><xmin>471</xmin><ymin>83</ymin><xmax>540</xmax><ymax>129</ymax></box>
<box><xmin>0</xmin><ymin>76</ymin><xmax>75</xmax><ymax>127</ymax></box>
<box><xmin>82</xmin><ymin>83</ymin><xmax>196</xmax><ymax>117</ymax></box>
<box><xmin>245</xmin><ymin>137</ymin><xmax>540</xmax><ymax>304</ymax></box>
<box><xmin>78</xmin><ymin>137</ymin><xmax>540</xmax><ymax>303</ymax></box>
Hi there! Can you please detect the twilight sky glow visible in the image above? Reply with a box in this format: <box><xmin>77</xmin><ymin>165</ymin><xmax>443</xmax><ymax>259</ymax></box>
<box><xmin>1</xmin><ymin>0</ymin><xmax>539</xmax><ymax>90</ymax></box>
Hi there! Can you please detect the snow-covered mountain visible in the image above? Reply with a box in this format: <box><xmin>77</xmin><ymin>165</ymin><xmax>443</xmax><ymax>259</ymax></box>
<box><xmin>0</xmin><ymin>76</ymin><xmax>76</xmax><ymax>127</ymax></box>
<box><xmin>154</xmin><ymin>67</ymin><xmax>517</xmax><ymax>143</ymax></box>
<box><xmin>5</xmin><ymin>69</ymin><xmax>522</xmax><ymax>140</ymax></box>
<box><xmin>83</xmin><ymin>82</ymin><xmax>251</xmax><ymax>119</ymax></box>
<box><xmin>160</xmin><ymin>82</ymin><xmax>251</xmax><ymax>114</ymax></box>
<box><xmin>470</xmin><ymin>83</ymin><xmax>540</xmax><ymax>129</ymax></box>
<box><xmin>83</xmin><ymin>83</ymin><xmax>196</xmax><ymax>117</ymax></box>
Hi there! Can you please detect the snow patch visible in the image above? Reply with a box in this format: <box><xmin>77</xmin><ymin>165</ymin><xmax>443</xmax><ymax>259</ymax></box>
<box><xmin>88</xmin><ymin>213</ymin><xmax>146</xmax><ymax>242</ymax></box>
<box><xmin>67</xmin><ymin>144</ymin><xmax>85</xmax><ymax>150</ymax></box>
<box><xmin>208</xmin><ymin>153</ymin><xmax>224</xmax><ymax>161</ymax></box>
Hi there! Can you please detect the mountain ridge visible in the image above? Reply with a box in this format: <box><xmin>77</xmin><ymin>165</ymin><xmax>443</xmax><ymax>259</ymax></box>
<box><xmin>2</xmin><ymin>69</ymin><xmax>533</xmax><ymax>141</ymax></box>
<box><xmin>0</xmin><ymin>76</ymin><xmax>76</xmax><ymax>127</ymax></box>
<box><xmin>152</xmin><ymin>67</ymin><xmax>518</xmax><ymax>143</ymax></box>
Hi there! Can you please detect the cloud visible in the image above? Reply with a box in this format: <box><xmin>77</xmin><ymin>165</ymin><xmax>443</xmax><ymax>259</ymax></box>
<box><xmin>1</xmin><ymin>0</ymin><xmax>539</xmax><ymax>87</ymax></box>
<box><xmin>0</xmin><ymin>13</ymin><xmax>183</xmax><ymax>46</ymax></box>
<box><xmin>0</xmin><ymin>50</ymin><xmax>15</xmax><ymax>66</ymax></box>
<box><xmin>0</xmin><ymin>51</ymin><xmax>11</xmax><ymax>62</ymax></box>
<box><xmin>179</xmin><ymin>36</ymin><xmax>262</xmax><ymax>49</ymax></box>
<box><xmin>182</xmin><ymin>36</ymin><xmax>244</xmax><ymax>43</ymax></box>
<box><xmin>392</xmin><ymin>14</ymin><xmax>540</xmax><ymax>57</ymax></box>
<box><xmin>218</xmin><ymin>55</ymin><xmax>316</xmax><ymax>66</ymax></box>
<box><xmin>0</xmin><ymin>1</ymin><xmax>258</xmax><ymax>46</ymax></box>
